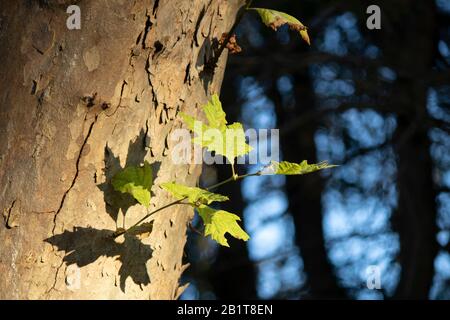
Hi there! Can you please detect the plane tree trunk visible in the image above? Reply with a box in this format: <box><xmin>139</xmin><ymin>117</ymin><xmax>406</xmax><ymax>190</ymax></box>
<box><xmin>0</xmin><ymin>0</ymin><xmax>242</xmax><ymax>299</ymax></box>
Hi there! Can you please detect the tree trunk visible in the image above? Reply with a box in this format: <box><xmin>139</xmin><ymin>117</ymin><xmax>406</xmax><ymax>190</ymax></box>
<box><xmin>274</xmin><ymin>72</ymin><xmax>347</xmax><ymax>299</ymax></box>
<box><xmin>356</xmin><ymin>0</ymin><xmax>440</xmax><ymax>299</ymax></box>
<box><xmin>0</xmin><ymin>0</ymin><xmax>242</xmax><ymax>299</ymax></box>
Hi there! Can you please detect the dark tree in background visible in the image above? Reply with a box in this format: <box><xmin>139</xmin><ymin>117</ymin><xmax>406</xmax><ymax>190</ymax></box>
<box><xmin>182</xmin><ymin>0</ymin><xmax>450</xmax><ymax>300</ymax></box>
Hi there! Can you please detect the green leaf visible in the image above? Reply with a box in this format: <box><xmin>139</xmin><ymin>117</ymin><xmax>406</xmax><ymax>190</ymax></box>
<box><xmin>161</xmin><ymin>182</ymin><xmax>229</xmax><ymax>206</ymax></box>
<box><xmin>262</xmin><ymin>160</ymin><xmax>337</xmax><ymax>175</ymax></box>
<box><xmin>180</xmin><ymin>94</ymin><xmax>252</xmax><ymax>163</ymax></box>
<box><xmin>224</xmin><ymin>122</ymin><xmax>253</xmax><ymax>161</ymax></box>
<box><xmin>203</xmin><ymin>94</ymin><xmax>227</xmax><ymax>131</ymax></box>
<box><xmin>198</xmin><ymin>206</ymin><xmax>250</xmax><ymax>247</ymax></box>
<box><xmin>250</xmin><ymin>8</ymin><xmax>310</xmax><ymax>45</ymax></box>
<box><xmin>179</xmin><ymin>112</ymin><xmax>208</xmax><ymax>132</ymax></box>
<box><xmin>112</xmin><ymin>161</ymin><xmax>153</xmax><ymax>207</ymax></box>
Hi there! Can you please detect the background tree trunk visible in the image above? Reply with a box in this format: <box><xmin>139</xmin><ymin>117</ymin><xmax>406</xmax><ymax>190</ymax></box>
<box><xmin>0</xmin><ymin>0</ymin><xmax>242</xmax><ymax>299</ymax></box>
<box><xmin>385</xmin><ymin>1</ymin><xmax>440</xmax><ymax>299</ymax></box>
<box><xmin>274</xmin><ymin>71</ymin><xmax>347</xmax><ymax>299</ymax></box>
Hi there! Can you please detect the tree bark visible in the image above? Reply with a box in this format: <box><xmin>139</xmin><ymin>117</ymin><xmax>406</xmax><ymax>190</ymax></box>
<box><xmin>0</xmin><ymin>0</ymin><xmax>242</xmax><ymax>299</ymax></box>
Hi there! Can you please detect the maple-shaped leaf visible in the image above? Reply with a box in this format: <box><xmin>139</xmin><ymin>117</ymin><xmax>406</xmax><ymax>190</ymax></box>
<box><xmin>224</xmin><ymin>122</ymin><xmax>252</xmax><ymax>162</ymax></box>
<box><xmin>112</xmin><ymin>161</ymin><xmax>153</xmax><ymax>207</ymax></box>
<box><xmin>261</xmin><ymin>160</ymin><xmax>336</xmax><ymax>175</ymax></box>
<box><xmin>204</xmin><ymin>94</ymin><xmax>227</xmax><ymax>130</ymax></box>
<box><xmin>250</xmin><ymin>8</ymin><xmax>310</xmax><ymax>45</ymax></box>
<box><xmin>161</xmin><ymin>182</ymin><xmax>229</xmax><ymax>206</ymax></box>
<box><xmin>180</xmin><ymin>94</ymin><xmax>252</xmax><ymax>163</ymax></box>
<box><xmin>198</xmin><ymin>206</ymin><xmax>249</xmax><ymax>247</ymax></box>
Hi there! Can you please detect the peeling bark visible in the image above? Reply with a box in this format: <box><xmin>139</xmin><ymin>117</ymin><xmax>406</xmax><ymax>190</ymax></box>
<box><xmin>0</xmin><ymin>0</ymin><xmax>242</xmax><ymax>299</ymax></box>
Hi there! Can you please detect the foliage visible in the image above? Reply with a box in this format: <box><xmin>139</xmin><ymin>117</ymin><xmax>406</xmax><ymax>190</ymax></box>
<box><xmin>161</xmin><ymin>182</ymin><xmax>229</xmax><ymax>206</ymax></box>
<box><xmin>112</xmin><ymin>95</ymin><xmax>334</xmax><ymax>247</ymax></box>
<box><xmin>180</xmin><ymin>94</ymin><xmax>252</xmax><ymax>163</ymax></box>
<box><xmin>249</xmin><ymin>8</ymin><xmax>310</xmax><ymax>45</ymax></box>
<box><xmin>198</xmin><ymin>206</ymin><xmax>249</xmax><ymax>247</ymax></box>
<box><xmin>109</xmin><ymin>0</ymin><xmax>328</xmax><ymax>249</ymax></box>
<box><xmin>112</xmin><ymin>161</ymin><xmax>152</xmax><ymax>207</ymax></box>
<box><xmin>262</xmin><ymin>160</ymin><xmax>337</xmax><ymax>175</ymax></box>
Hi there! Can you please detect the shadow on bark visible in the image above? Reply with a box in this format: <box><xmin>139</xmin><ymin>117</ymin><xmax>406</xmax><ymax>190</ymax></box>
<box><xmin>196</xmin><ymin>37</ymin><xmax>216</xmax><ymax>93</ymax></box>
<box><xmin>45</xmin><ymin>130</ymin><xmax>158</xmax><ymax>292</ymax></box>
<box><xmin>98</xmin><ymin>129</ymin><xmax>160</xmax><ymax>224</ymax></box>
<box><xmin>45</xmin><ymin>227</ymin><xmax>153</xmax><ymax>292</ymax></box>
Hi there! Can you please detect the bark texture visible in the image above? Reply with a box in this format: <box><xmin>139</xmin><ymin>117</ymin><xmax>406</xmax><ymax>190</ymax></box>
<box><xmin>0</xmin><ymin>0</ymin><xmax>242</xmax><ymax>299</ymax></box>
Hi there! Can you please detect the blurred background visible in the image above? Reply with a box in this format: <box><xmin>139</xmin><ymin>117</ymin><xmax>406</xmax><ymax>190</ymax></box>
<box><xmin>181</xmin><ymin>0</ymin><xmax>450</xmax><ymax>300</ymax></box>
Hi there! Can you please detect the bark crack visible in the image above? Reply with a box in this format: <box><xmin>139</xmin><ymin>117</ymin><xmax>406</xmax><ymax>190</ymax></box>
<box><xmin>4</xmin><ymin>200</ymin><xmax>16</xmax><ymax>229</ymax></box>
<box><xmin>141</xmin><ymin>12</ymin><xmax>152</xmax><ymax>49</ymax></box>
<box><xmin>152</xmin><ymin>0</ymin><xmax>160</xmax><ymax>17</ymax></box>
<box><xmin>46</xmin><ymin>260</ymin><xmax>64</xmax><ymax>294</ymax></box>
<box><xmin>184</xmin><ymin>62</ymin><xmax>191</xmax><ymax>84</ymax></box>
<box><xmin>145</xmin><ymin>53</ymin><xmax>158</xmax><ymax>107</ymax></box>
<box><xmin>193</xmin><ymin>4</ymin><xmax>208</xmax><ymax>47</ymax></box>
<box><xmin>51</xmin><ymin>116</ymin><xmax>98</xmax><ymax>235</ymax></box>
<box><xmin>144</xmin><ymin>119</ymin><xmax>150</xmax><ymax>150</ymax></box>
<box><xmin>106</xmin><ymin>80</ymin><xmax>128</xmax><ymax>117</ymax></box>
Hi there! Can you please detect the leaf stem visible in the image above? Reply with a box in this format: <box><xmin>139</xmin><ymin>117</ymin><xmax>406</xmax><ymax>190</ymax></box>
<box><xmin>113</xmin><ymin>197</ymin><xmax>186</xmax><ymax>238</ymax></box>
<box><xmin>207</xmin><ymin>170</ymin><xmax>261</xmax><ymax>191</ymax></box>
<box><xmin>231</xmin><ymin>162</ymin><xmax>237</xmax><ymax>180</ymax></box>
<box><xmin>206</xmin><ymin>0</ymin><xmax>253</xmax><ymax>70</ymax></box>
<box><xmin>206</xmin><ymin>176</ymin><xmax>235</xmax><ymax>191</ymax></box>
<box><xmin>114</xmin><ymin>168</ymin><xmax>261</xmax><ymax>238</ymax></box>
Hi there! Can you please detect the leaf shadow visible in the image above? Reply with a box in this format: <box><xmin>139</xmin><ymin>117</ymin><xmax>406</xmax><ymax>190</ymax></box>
<box><xmin>197</xmin><ymin>36</ymin><xmax>216</xmax><ymax>93</ymax></box>
<box><xmin>45</xmin><ymin>130</ymin><xmax>160</xmax><ymax>292</ymax></box>
<box><xmin>98</xmin><ymin>129</ymin><xmax>160</xmax><ymax>225</ymax></box>
<box><xmin>45</xmin><ymin>227</ymin><xmax>152</xmax><ymax>292</ymax></box>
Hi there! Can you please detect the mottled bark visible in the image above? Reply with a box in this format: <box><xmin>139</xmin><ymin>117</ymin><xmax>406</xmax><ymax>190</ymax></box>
<box><xmin>0</xmin><ymin>0</ymin><xmax>242</xmax><ymax>299</ymax></box>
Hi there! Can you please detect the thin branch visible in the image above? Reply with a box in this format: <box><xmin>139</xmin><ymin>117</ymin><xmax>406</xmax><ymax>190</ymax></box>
<box><xmin>113</xmin><ymin>198</ymin><xmax>186</xmax><ymax>238</ymax></box>
<box><xmin>205</xmin><ymin>0</ymin><xmax>252</xmax><ymax>70</ymax></box>
<box><xmin>115</xmin><ymin>170</ymin><xmax>261</xmax><ymax>238</ymax></box>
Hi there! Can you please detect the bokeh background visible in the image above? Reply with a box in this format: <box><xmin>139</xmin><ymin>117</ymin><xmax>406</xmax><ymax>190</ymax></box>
<box><xmin>181</xmin><ymin>0</ymin><xmax>450</xmax><ymax>300</ymax></box>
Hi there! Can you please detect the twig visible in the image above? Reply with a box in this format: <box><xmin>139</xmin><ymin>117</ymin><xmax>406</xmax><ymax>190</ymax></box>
<box><xmin>114</xmin><ymin>170</ymin><xmax>261</xmax><ymax>238</ymax></box>
<box><xmin>205</xmin><ymin>0</ymin><xmax>253</xmax><ymax>70</ymax></box>
<box><xmin>113</xmin><ymin>198</ymin><xmax>186</xmax><ymax>238</ymax></box>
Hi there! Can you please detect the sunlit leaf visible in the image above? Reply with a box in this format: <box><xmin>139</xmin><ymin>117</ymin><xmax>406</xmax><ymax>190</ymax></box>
<box><xmin>161</xmin><ymin>182</ymin><xmax>228</xmax><ymax>206</ymax></box>
<box><xmin>261</xmin><ymin>160</ymin><xmax>336</xmax><ymax>175</ymax></box>
<box><xmin>180</xmin><ymin>94</ymin><xmax>252</xmax><ymax>162</ymax></box>
<box><xmin>224</xmin><ymin>122</ymin><xmax>253</xmax><ymax>161</ymax></box>
<box><xmin>203</xmin><ymin>94</ymin><xmax>227</xmax><ymax>131</ymax></box>
<box><xmin>112</xmin><ymin>161</ymin><xmax>153</xmax><ymax>207</ymax></box>
<box><xmin>198</xmin><ymin>206</ymin><xmax>250</xmax><ymax>247</ymax></box>
<box><xmin>250</xmin><ymin>8</ymin><xmax>310</xmax><ymax>45</ymax></box>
